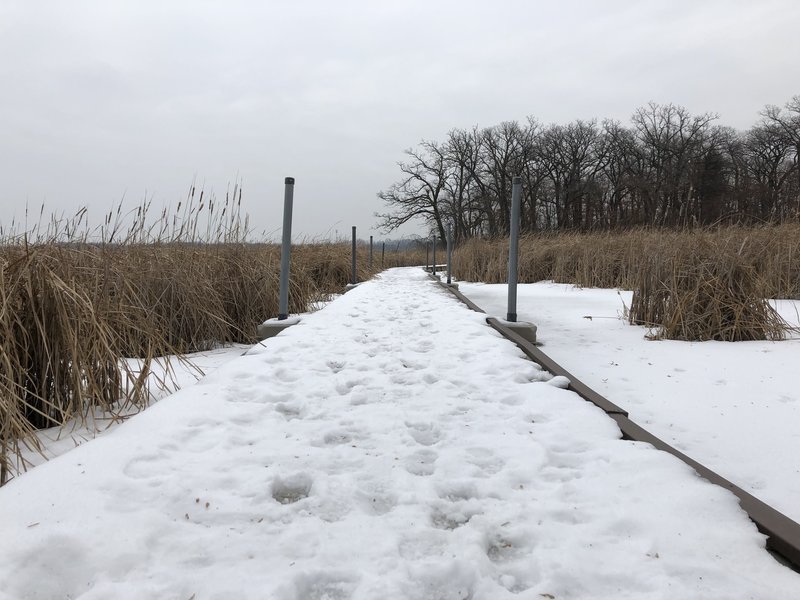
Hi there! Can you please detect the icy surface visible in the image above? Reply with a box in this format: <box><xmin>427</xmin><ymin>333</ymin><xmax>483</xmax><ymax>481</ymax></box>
<box><xmin>460</xmin><ymin>281</ymin><xmax>800</xmax><ymax>523</ymax></box>
<box><xmin>1</xmin><ymin>269</ymin><xmax>798</xmax><ymax>599</ymax></box>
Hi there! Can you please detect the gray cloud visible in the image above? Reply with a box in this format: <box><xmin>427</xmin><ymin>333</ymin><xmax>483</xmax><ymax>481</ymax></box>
<box><xmin>2</xmin><ymin>0</ymin><xmax>799</xmax><ymax>239</ymax></box>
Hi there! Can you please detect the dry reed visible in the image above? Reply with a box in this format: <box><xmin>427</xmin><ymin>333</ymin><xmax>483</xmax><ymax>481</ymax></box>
<box><xmin>453</xmin><ymin>225</ymin><xmax>800</xmax><ymax>341</ymax></box>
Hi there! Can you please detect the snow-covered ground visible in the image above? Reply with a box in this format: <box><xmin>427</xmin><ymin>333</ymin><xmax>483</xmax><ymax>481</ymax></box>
<box><xmin>459</xmin><ymin>281</ymin><xmax>800</xmax><ymax>525</ymax></box>
<box><xmin>1</xmin><ymin>267</ymin><xmax>798</xmax><ymax>599</ymax></box>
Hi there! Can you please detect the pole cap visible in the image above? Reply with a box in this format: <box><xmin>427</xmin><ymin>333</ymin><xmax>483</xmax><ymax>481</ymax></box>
<box><xmin>513</xmin><ymin>176</ymin><xmax>523</xmax><ymax>184</ymax></box>
<box><xmin>285</xmin><ymin>177</ymin><xmax>295</xmax><ymax>185</ymax></box>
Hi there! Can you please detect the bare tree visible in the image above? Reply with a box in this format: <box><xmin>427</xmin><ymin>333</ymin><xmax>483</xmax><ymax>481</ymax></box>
<box><xmin>762</xmin><ymin>96</ymin><xmax>800</xmax><ymax>218</ymax></box>
<box><xmin>442</xmin><ymin>128</ymin><xmax>485</xmax><ymax>242</ymax></box>
<box><xmin>478</xmin><ymin>122</ymin><xmax>528</xmax><ymax>235</ymax></box>
<box><xmin>630</xmin><ymin>102</ymin><xmax>717</xmax><ymax>226</ymax></box>
<box><xmin>599</xmin><ymin>120</ymin><xmax>639</xmax><ymax>227</ymax></box>
<box><xmin>744</xmin><ymin>121</ymin><xmax>797</xmax><ymax>220</ymax></box>
<box><xmin>376</xmin><ymin>142</ymin><xmax>447</xmax><ymax>240</ymax></box>
<box><xmin>535</xmin><ymin>120</ymin><xmax>607</xmax><ymax>229</ymax></box>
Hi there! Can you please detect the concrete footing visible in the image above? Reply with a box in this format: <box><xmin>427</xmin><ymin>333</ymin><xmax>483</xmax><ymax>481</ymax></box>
<box><xmin>501</xmin><ymin>320</ymin><xmax>537</xmax><ymax>344</ymax></box>
<box><xmin>257</xmin><ymin>316</ymin><xmax>301</xmax><ymax>340</ymax></box>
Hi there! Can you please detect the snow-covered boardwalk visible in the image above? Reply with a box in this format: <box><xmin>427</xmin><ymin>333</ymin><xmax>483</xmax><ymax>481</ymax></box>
<box><xmin>1</xmin><ymin>268</ymin><xmax>798</xmax><ymax>599</ymax></box>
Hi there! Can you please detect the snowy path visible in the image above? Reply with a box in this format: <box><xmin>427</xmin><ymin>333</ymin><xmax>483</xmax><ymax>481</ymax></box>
<box><xmin>1</xmin><ymin>268</ymin><xmax>799</xmax><ymax>599</ymax></box>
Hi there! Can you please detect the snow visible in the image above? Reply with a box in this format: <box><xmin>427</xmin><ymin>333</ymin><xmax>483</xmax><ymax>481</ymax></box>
<box><xmin>1</xmin><ymin>268</ymin><xmax>799</xmax><ymax>598</ymax></box>
<box><xmin>459</xmin><ymin>281</ymin><xmax>800</xmax><ymax>524</ymax></box>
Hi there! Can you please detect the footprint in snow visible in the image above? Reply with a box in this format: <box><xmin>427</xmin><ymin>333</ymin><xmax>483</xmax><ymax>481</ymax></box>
<box><xmin>430</xmin><ymin>503</ymin><xmax>482</xmax><ymax>530</ymax></box>
<box><xmin>275</xmin><ymin>403</ymin><xmax>304</xmax><ymax>420</ymax></box>
<box><xmin>122</xmin><ymin>454</ymin><xmax>165</xmax><ymax>480</ymax></box>
<box><xmin>355</xmin><ymin>479</ymin><xmax>397</xmax><ymax>516</ymax></box>
<box><xmin>327</xmin><ymin>360</ymin><xmax>345</xmax><ymax>373</ymax></box>
<box><xmin>398</xmin><ymin>530</ymin><xmax>449</xmax><ymax>560</ymax></box>
<box><xmin>404</xmin><ymin>449</ymin><xmax>438</xmax><ymax>476</ymax></box>
<box><xmin>422</xmin><ymin>372</ymin><xmax>439</xmax><ymax>385</ymax></box>
<box><xmin>321</xmin><ymin>429</ymin><xmax>354</xmax><ymax>446</ymax></box>
<box><xmin>400</xmin><ymin>559</ymin><xmax>476</xmax><ymax>600</ymax></box>
<box><xmin>412</xmin><ymin>339</ymin><xmax>435</xmax><ymax>353</ymax></box>
<box><xmin>271</xmin><ymin>473</ymin><xmax>313</xmax><ymax>505</ymax></box>
<box><xmin>436</xmin><ymin>480</ymin><xmax>480</xmax><ymax>502</ymax></box>
<box><xmin>465</xmin><ymin>447</ymin><xmax>505</xmax><ymax>476</ymax></box>
<box><xmin>336</xmin><ymin>379</ymin><xmax>365</xmax><ymax>396</ymax></box>
<box><xmin>285</xmin><ymin>571</ymin><xmax>359</xmax><ymax>600</ymax></box>
<box><xmin>405</xmin><ymin>421</ymin><xmax>442</xmax><ymax>446</ymax></box>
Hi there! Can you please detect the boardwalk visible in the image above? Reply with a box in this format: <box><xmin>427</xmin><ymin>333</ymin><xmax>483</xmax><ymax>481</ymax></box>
<box><xmin>1</xmin><ymin>268</ymin><xmax>798</xmax><ymax>599</ymax></box>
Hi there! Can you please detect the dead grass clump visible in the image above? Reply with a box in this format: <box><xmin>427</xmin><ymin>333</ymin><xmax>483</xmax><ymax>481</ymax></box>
<box><xmin>1</xmin><ymin>244</ymin><xmax>156</xmax><ymax>484</ymax></box>
<box><xmin>629</xmin><ymin>237</ymin><xmax>787</xmax><ymax>341</ymax></box>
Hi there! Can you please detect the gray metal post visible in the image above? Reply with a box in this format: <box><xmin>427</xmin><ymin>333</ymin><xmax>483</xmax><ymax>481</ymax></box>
<box><xmin>381</xmin><ymin>242</ymin><xmax>385</xmax><ymax>268</ymax></box>
<box><xmin>426</xmin><ymin>244</ymin><xmax>429</xmax><ymax>270</ymax></box>
<box><xmin>446</xmin><ymin>224</ymin><xmax>453</xmax><ymax>285</ymax></box>
<box><xmin>432</xmin><ymin>235</ymin><xmax>437</xmax><ymax>276</ymax></box>
<box><xmin>369</xmin><ymin>235</ymin><xmax>373</xmax><ymax>271</ymax></box>
<box><xmin>278</xmin><ymin>177</ymin><xmax>295</xmax><ymax>320</ymax></box>
<box><xmin>507</xmin><ymin>176</ymin><xmax>522</xmax><ymax>322</ymax></box>
<box><xmin>351</xmin><ymin>226</ymin><xmax>357</xmax><ymax>285</ymax></box>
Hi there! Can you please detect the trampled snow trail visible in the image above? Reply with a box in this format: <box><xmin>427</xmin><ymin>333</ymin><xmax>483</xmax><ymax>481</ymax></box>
<box><xmin>1</xmin><ymin>268</ymin><xmax>798</xmax><ymax>599</ymax></box>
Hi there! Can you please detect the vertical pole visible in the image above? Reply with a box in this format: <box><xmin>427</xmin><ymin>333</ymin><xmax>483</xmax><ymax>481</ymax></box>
<box><xmin>278</xmin><ymin>177</ymin><xmax>295</xmax><ymax>320</ymax></box>
<box><xmin>432</xmin><ymin>235</ymin><xmax>437</xmax><ymax>276</ymax></box>
<box><xmin>381</xmin><ymin>241</ymin><xmax>385</xmax><ymax>268</ymax></box>
<box><xmin>426</xmin><ymin>244</ymin><xmax>429</xmax><ymax>271</ymax></box>
<box><xmin>446</xmin><ymin>224</ymin><xmax>453</xmax><ymax>285</ymax></box>
<box><xmin>369</xmin><ymin>235</ymin><xmax>373</xmax><ymax>271</ymax></box>
<box><xmin>507</xmin><ymin>176</ymin><xmax>522</xmax><ymax>322</ymax></box>
<box><xmin>351</xmin><ymin>226</ymin><xmax>357</xmax><ymax>285</ymax></box>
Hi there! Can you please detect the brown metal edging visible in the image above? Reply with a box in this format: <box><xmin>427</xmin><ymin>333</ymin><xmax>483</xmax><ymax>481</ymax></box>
<box><xmin>434</xmin><ymin>281</ymin><xmax>487</xmax><ymax>314</ymax></box>
<box><xmin>432</xmin><ymin>274</ymin><xmax>800</xmax><ymax>571</ymax></box>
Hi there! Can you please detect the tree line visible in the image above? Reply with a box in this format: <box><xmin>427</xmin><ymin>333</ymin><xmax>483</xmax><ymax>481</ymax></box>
<box><xmin>377</xmin><ymin>97</ymin><xmax>800</xmax><ymax>241</ymax></box>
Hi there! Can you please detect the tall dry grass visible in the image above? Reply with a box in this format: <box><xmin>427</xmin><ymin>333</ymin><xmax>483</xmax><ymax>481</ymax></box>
<box><xmin>453</xmin><ymin>225</ymin><xmax>800</xmax><ymax>341</ymax></box>
<box><xmin>1</xmin><ymin>191</ymin><xmax>416</xmax><ymax>484</ymax></box>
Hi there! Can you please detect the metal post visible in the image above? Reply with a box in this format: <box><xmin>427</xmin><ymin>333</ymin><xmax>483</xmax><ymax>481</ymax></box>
<box><xmin>351</xmin><ymin>226</ymin><xmax>357</xmax><ymax>285</ymax></box>
<box><xmin>278</xmin><ymin>177</ymin><xmax>295</xmax><ymax>320</ymax></box>
<box><xmin>369</xmin><ymin>235</ymin><xmax>373</xmax><ymax>271</ymax></box>
<box><xmin>381</xmin><ymin>241</ymin><xmax>385</xmax><ymax>268</ymax></box>
<box><xmin>507</xmin><ymin>176</ymin><xmax>522</xmax><ymax>322</ymax></box>
<box><xmin>446</xmin><ymin>224</ymin><xmax>453</xmax><ymax>285</ymax></box>
<box><xmin>426</xmin><ymin>244</ymin><xmax>429</xmax><ymax>271</ymax></box>
<box><xmin>432</xmin><ymin>235</ymin><xmax>437</xmax><ymax>276</ymax></box>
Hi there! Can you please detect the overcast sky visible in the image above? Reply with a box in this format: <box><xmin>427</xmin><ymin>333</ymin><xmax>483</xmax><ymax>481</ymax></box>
<box><xmin>2</xmin><ymin>0</ymin><xmax>799</xmax><ymax>241</ymax></box>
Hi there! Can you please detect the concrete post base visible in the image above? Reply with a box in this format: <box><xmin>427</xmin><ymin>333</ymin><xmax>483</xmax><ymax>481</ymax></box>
<box><xmin>502</xmin><ymin>320</ymin><xmax>537</xmax><ymax>345</ymax></box>
<box><xmin>257</xmin><ymin>316</ymin><xmax>301</xmax><ymax>340</ymax></box>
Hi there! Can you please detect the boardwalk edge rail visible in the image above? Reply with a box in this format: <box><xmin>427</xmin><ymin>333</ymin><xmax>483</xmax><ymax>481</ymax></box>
<box><xmin>432</xmin><ymin>274</ymin><xmax>800</xmax><ymax>571</ymax></box>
